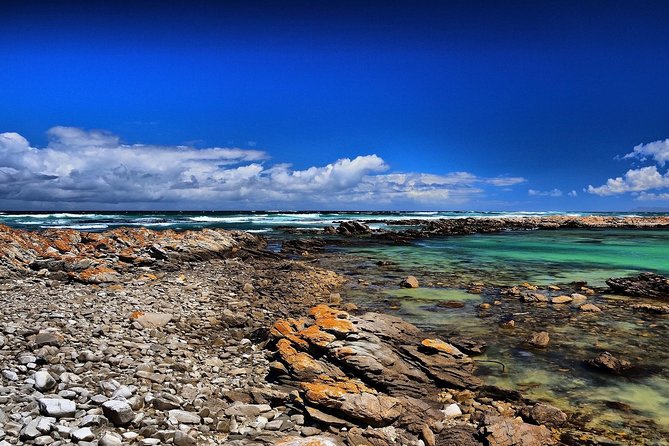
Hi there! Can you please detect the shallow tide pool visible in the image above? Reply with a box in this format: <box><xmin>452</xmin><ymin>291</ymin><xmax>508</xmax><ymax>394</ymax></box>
<box><xmin>339</xmin><ymin>229</ymin><xmax>669</xmax><ymax>444</ymax></box>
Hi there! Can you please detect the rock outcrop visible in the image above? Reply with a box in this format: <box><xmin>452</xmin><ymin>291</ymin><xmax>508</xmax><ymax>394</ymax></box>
<box><xmin>267</xmin><ymin>305</ymin><xmax>562</xmax><ymax>445</ymax></box>
<box><xmin>0</xmin><ymin>225</ymin><xmax>264</xmax><ymax>283</ymax></box>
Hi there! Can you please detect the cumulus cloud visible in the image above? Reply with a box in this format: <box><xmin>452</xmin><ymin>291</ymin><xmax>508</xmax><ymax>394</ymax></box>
<box><xmin>588</xmin><ymin>166</ymin><xmax>669</xmax><ymax>196</ymax></box>
<box><xmin>568</xmin><ymin>190</ymin><xmax>578</xmax><ymax>197</ymax></box>
<box><xmin>0</xmin><ymin>127</ymin><xmax>526</xmax><ymax>208</ymax></box>
<box><xmin>622</xmin><ymin>139</ymin><xmax>669</xmax><ymax>166</ymax></box>
<box><xmin>588</xmin><ymin>139</ymin><xmax>669</xmax><ymax>200</ymax></box>
<box><xmin>528</xmin><ymin>188</ymin><xmax>563</xmax><ymax>197</ymax></box>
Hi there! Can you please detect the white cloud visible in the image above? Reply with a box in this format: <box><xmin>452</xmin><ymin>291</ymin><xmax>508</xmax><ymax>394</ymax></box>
<box><xmin>0</xmin><ymin>127</ymin><xmax>526</xmax><ymax>208</ymax></box>
<box><xmin>636</xmin><ymin>192</ymin><xmax>669</xmax><ymax>201</ymax></box>
<box><xmin>623</xmin><ymin>139</ymin><xmax>669</xmax><ymax>166</ymax></box>
<box><xmin>588</xmin><ymin>138</ymin><xmax>669</xmax><ymax>200</ymax></box>
<box><xmin>568</xmin><ymin>190</ymin><xmax>578</xmax><ymax>197</ymax></box>
<box><xmin>528</xmin><ymin>188</ymin><xmax>563</xmax><ymax>197</ymax></box>
<box><xmin>587</xmin><ymin>166</ymin><xmax>669</xmax><ymax>196</ymax></box>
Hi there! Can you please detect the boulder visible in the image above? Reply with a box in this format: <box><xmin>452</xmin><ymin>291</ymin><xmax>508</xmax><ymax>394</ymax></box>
<box><xmin>132</xmin><ymin>312</ymin><xmax>173</xmax><ymax>329</ymax></box>
<box><xmin>551</xmin><ymin>295</ymin><xmax>572</xmax><ymax>304</ymax></box>
<box><xmin>521</xmin><ymin>402</ymin><xmax>567</xmax><ymax>427</ymax></box>
<box><xmin>585</xmin><ymin>352</ymin><xmax>632</xmax><ymax>375</ymax></box>
<box><xmin>336</xmin><ymin>221</ymin><xmax>372</xmax><ymax>236</ymax></box>
<box><xmin>400</xmin><ymin>276</ymin><xmax>419</xmax><ymax>288</ymax></box>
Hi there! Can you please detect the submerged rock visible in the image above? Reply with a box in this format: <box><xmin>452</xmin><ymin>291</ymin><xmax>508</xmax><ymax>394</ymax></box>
<box><xmin>585</xmin><ymin>351</ymin><xmax>633</xmax><ymax>375</ymax></box>
<box><xmin>527</xmin><ymin>331</ymin><xmax>550</xmax><ymax>348</ymax></box>
<box><xmin>606</xmin><ymin>272</ymin><xmax>669</xmax><ymax>301</ymax></box>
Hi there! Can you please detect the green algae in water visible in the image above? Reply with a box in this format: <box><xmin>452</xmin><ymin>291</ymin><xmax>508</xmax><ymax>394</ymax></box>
<box><xmin>385</xmin><ymin>287</ymin><xmax>481</xmax><ymax>301</ymax></box>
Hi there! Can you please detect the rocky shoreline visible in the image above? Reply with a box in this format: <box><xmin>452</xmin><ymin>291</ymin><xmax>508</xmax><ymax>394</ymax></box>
<box><xmin>0</xmin><ymin>223</ymin><xmax>667</xmax><ymax>445</ymax></box>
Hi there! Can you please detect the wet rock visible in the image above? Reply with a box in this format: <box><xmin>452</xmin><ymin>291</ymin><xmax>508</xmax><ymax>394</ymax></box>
<box><xmin>585</xmin><ymin>352</ymin><xmax>632</xmax><ymax>375</ymax></box>
<box><xmin>521</xmin><ymin>402</ymin><xmax>568</xmax><ymax>427</ymax></box>
<box><xmin>527</xmin><ymin>331</ymin><xmax>550</xmax><ymax>348</ymax></box>
<box><xmin>606</xmin><ymin>272</ymin><xmax>669</xmax><ymax>300</ymax></box>
<box><xmin>551</xmin><ymin>295</ymin><xmax>573</xmax><ymax>304</ymax></box>
<box><xmin>336</xmin><ymin>221</ymin><xmax>372</xmax><ymax>236</ymax></box>
<box><xmin>579</xmin><ymin>303</ymin><xmax>602</xmax><ymax>312</ymax></box>
<box><xmin>400</xmin><ymin>275</ymin><xmax>419</xmax><ymax>288</ymax></box>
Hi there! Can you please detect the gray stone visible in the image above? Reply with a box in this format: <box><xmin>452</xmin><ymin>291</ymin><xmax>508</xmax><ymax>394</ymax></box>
<box><xmin>34</xmin><ymin>371</ymin><xmax>57</xmax><ymax>391</ymax></box>
<box><xmin>173</xmin><ymin>431</ymin><xmax>197</xmax><ymax>446</ymax></box>
<box><xmin>224</xmin><ymin>403</ymin><xmax>272</xmax><ymax>418</ymax></box>
<box><xmin>135</xmin><ymin>312</ymin><xmax>172</xmax><ymax>329</ymax></box>
<box><xmin>20</xmin><ymin>419</ymin><xmax>41</xmax><ymax>440</ymax></box>
<box><xmin>99</xmin><ymin>432</ymin><xmax>123</xmax><ymax>446</ymax></box>
<box><xmin>168</xmin><ymin>410</ymin><xmax>201</xmax><ymax>424</ymax></box>
<box><xmin>72</xmin><ymin>427</ymin><xmax>95</xmax><ymax>442</ymax></box>
<box><xmin>38</xmin><ymin>398</ymin><xmax>77</xmax><ymax>418</ymax></box>
<box><xmin>102</xmin><ymin>399</ymin><xmax>134</xmax><ymax>426</ymax></box>
<box><xmin>36</xmin><ymin>417</ymin><xmax>56</xmax><ymax>433</ymax></box>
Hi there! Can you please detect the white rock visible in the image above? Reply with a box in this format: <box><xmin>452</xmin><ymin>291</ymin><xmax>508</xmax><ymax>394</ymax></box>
<box><xmin>34</xmin><ymin>371</ymin><xmax>57</xmax><ymax>391</ymax></box>
<box><xmin>99</xmin><ymin>432</ymin><xmax>124</xmax><ymax>446</ymax></box>
<box><xmin>2</xmin><ymin>370</ymin><xmax>18</xmax><ymax>381</ymax></box>
<box><xmin>168</xmin><ymin>410</ymin><xmax>201</xmax><ymax>424</ymax></box>
<box><xmin>38</xmin><ymin>398</ymin><xmax>76</xmax><ymax>418</ymax></box>
<box><xmin>102</xmin><ymin>399</ymin><xmax>134</xmax><ymax>426</ymax></box>
<box><xmin>36</xmin><ymin>417</ymin><xmax>56</xmax><ymax>434</ymax></box>
<box><xmin>72</xmin><ymin>427</ymin><xmax>95</xmax><ymax>442</ymax></box>
<box><xmin>442</xmin><ymin>403</ymin><xmax>462</xmax><ymax>418</ymax></box>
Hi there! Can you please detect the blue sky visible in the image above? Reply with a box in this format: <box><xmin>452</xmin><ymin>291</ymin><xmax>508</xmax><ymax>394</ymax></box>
<box><xmin>1</xmin><ymin>0</ymin><xmax>669</xmax><ymax>210</ymax></box>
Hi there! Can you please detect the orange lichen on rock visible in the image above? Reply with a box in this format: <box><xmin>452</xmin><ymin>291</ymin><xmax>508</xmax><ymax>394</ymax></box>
<box><xmin>301</xmin><ymin>378</ymin><xmax>375</xmax><ymax>402</ymax></box>
<box><xmin>77</xmin><ymin>266</ymin><xmax>119</xmax><ymax>283</ymax></box>
<box><xmin>309</xmin><ymin>304</ymin><xmax>348</xmax><ymax>321</ymax></box>
<box><xmin>271</xmin><ymin>319</ymin><xmax>310</xmax><ymax>350</ymax></box>
<box><xmin>129</xmin><ymin>310</ymin><xmax>145</xmax><ymax>321</ymax></box>
<box><xmin>314</xmin><ymin>317</ymin><xmax>356</xmax><ymax>335</ymax></box>
<box><xmin>308</xmin><ymin>305</ymin><xmax>356</xmax><ymax>335</ymax></box>
<box><xmin>276</xmin><ymin>339</ymin><xmax>327</xmax><ymax>377</ymax></box>
<box><xmin>298</xmin><ymin>325</ymin><xmax>336</xmax><ymax>347</ymax></box>
<box><xmin>421</xmin><ymin>338</ymin><xmax>463</xmax><ymax>356</ymax></box>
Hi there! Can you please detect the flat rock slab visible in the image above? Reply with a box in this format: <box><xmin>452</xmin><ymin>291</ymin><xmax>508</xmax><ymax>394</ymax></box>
<box><xmin>134</xmin><ymin>312</ymin><xmax>173</xmax><ymax>329</ymax></box>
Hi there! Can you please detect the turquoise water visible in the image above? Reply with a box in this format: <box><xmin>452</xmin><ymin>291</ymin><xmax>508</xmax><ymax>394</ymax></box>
<box><xmin>337</xmin><ymin>229</ymin><xmax>669</xmax><ymax>443</ymax></box>
<box><xmin>344</xmin><ymin>229</ymin><xmax>669</xmax><ymax>287</ymax></box>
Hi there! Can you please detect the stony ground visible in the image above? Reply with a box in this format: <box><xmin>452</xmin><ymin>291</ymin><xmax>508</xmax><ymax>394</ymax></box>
<box><xmin>0</xmin><ymin>253</ymin><xmax>345</xmax><ymax>446</ymax></box>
